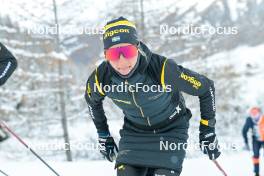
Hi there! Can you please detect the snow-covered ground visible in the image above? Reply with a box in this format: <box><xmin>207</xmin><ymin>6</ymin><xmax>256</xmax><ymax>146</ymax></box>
<box><xmin>0</xmin><ymin>151</ymin><xmax>260</xmax><ymax>176</ymax></box>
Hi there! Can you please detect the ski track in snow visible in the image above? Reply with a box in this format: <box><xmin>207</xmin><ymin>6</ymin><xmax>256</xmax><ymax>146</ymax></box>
<box><xmin>0</xmin><ymin>151</ymin><xmax>262</xmax><ymax>176</ymax></box>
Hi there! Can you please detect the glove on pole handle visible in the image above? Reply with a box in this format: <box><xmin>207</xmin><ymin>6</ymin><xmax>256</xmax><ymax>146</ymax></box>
<box><xmin>212</xmin><ymin>160</ymin><xmax>228</xmax><ymax>176</ymax></box>
<box><xmin>0</xmin><ymin>121</ymin><xmax>62</xmax><ymax>176</ymax></box>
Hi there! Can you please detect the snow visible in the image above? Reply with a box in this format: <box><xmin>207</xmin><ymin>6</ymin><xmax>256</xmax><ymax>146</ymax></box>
<box><xmin>0</xmin><ymin>26</ymin><xmax>17</xmax><ymax>33</ymax></box>
<box><xmin>50</xmin><ymin>51</ymin><xmax>68</xmax><ymax>61</ymax></box>
<box><xmin>227</xmin><ymin>0</ymin><xmax>249</xmax><ymax>21</ymax></box>
<box><xmin>141</xmin><ymin>0</ymin><xmax>215</xmax><ymax>15</ymax></box>
<box><xmin>0</xmin><ymin>0</ymin><xmax>244</xmax><ymax>30</ymax></box>
<box><xmin>0</xmin><ymin>151</ymin><xmax>260</xmax><ymax>175</ymax></box>
<box><xmin>181</xmin><ymin>44</ymin><xmax>264</xmax><ymax>108</ymax></box>
<box><xmin>0</xmin><ymin>0</ymin><xmax>119</xmax><ymax>29</ymax></box>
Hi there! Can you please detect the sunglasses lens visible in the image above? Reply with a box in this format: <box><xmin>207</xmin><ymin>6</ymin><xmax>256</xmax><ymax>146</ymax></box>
<box><xmin>105</xmin><ymin>48</ymin><xmax>120</xmax><ymax>61</ymax></box>
<box><xmin>120</xmin><ymin>45</ymin><xmax>138</xmax><ymax>59</ymax></box>
<box><xmin>105</xmin><ymin>45</ymin><xmax>137</xmax><ymax>61</ymax></box>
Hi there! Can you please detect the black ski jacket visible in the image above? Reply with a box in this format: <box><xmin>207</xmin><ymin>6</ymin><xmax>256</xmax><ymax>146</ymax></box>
<box><xmin>84</xmin><ymin>42</ymin><xmax>216</xmax><ymax>135</ymax></box>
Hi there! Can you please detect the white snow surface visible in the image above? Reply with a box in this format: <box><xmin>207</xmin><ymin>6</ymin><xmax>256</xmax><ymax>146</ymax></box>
<box><xmin>0</xmin><ymin>151</ymin><xmax>260</xmax><ymax>176</ymax></box>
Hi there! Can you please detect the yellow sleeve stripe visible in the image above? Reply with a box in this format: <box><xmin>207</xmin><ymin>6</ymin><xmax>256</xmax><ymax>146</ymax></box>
<box><xmin>200</xmin><ymin>119</ymin><xmax>209</xmax><ymax>126</ymax></box>
<box><xmin>87</xmin><ymin>82</ymin><xmax>91</xmax><ymax>98</ymax></box>
<box><xmin>95</xmin><ymin>67</ymin><xmax>105</xmax><ymax>96</ymax></box>
<box><xmin>161</xmin><ymin>58</ymin><xmax>168</xmax><ymax>90</ymax></box>
<box><xmin>118</xmin><ymin>165</ymin><xmax>125</xmax><ymax>170</ymax></box>
<box><xmin>104</xmin><ymin>20</ymin><xmax>136</xmax><ymax>31</ymax></box>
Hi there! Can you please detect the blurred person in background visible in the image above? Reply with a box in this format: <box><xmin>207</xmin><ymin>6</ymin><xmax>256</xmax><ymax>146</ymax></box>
<box><xmin>243</xmin><ymin>107</ymin><xmax>264</xmax><ymax>176</ymax></box>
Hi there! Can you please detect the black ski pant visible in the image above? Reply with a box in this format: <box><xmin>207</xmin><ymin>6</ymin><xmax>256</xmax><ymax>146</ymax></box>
<box><xmin>116</xmin><ymin>164</ymin><xmax>181</xmax><ymax>176</ymax></box>
<box><xmin>252</xmin><ymin>139</ymin><xmax>264</xmax><ymax>174</ymax></box>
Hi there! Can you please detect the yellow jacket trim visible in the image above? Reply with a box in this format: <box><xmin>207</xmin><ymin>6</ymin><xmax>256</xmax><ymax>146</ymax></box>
<box><xmin>161</xmin><ymin>58</ymin><xmax>168</xmax><ymax>90</ymax></box>
<box><xmin>95</xmin><ymin>68</ymin><xmax>105</xmax><ymax>96</ymax></box>
<box><xmin>87</xmin><ymin>82</ymin><xmax>91</xmax><ymax>98</ymax></box>
<box><xmin>200</xmin><ymin>119</ymin><xmax>209</xmax><ymax>126</ymax></box>
<box><xmin>118</xmin><ymin>165</ymin><xmax>125</xmax><ymax>170</ymax></box>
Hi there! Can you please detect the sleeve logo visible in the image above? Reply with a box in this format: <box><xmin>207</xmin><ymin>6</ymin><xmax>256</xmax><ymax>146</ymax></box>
<box><xmin>180</xmin><ymin>72</ymin><xmax>202</xmax><ymax>89</ymax></box>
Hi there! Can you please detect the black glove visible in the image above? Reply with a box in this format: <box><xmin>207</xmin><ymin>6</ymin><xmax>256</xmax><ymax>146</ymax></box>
<box><xmin>199</xmin><ymin>132</ymin><xmax>221</xmax><ymax>160</ymax></box>
<box><xmin>98</xmin><ymin>136</ymin><xmax>118</xmax><ymax>162</ymax></box>
<box><xmin>243</xmin><ymin>143</ymin><xmax>250</xmax><ymax>151</ymax></box>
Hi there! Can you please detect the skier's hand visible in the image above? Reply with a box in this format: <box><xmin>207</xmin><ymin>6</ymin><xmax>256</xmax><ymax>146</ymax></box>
<box><xmin>243</xmin><ymin>143</ymin><xmax>250</xmax><ymax>151</ymax></box>
<box><xmin>199</xmin><ymin>132</ymin><xmax>221</xmax><ymax>160</ymax></box>
<box><xmin>98</xmin><ymin>136</ymin><xmax>118</xmax><ymax>162</ymax></box>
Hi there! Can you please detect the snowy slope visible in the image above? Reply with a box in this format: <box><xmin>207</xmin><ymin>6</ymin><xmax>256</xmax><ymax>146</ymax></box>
<box><xmin>183</xmin><ymin>44</ymin><xmax>264</xmax><ymax>106</ymax></box>
<box><xmin>0</xmin><ymin>151</ymin><xmax>259</xmax><ymax>176</ymax></box>
<box><xmin>0</xmin><ymin>0</ymin><xmax>248</xmax><ymax>29</ymax></box>
<box><xmin>0</xmin><ymin>0</ymin><xmax>112</xmax><ymax>27</ymax></box>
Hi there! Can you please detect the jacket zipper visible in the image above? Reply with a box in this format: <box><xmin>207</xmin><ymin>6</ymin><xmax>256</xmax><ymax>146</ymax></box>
<box><xmin>125</xmin><ymin>80</ymin><xmax>151</xmax><ymax>127</ymax></box>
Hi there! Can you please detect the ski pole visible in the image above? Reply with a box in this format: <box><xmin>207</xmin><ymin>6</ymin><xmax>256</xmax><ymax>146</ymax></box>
<box><xmin>0</xmin><ymin>169</ymin><xmax>9</xmax><ymax>176</ymax></box>
<box><xmin>0</xmin><ymin>121</ymin><xmax>62</xmax><ymax>176</ymax></box>
<box><xmin>212</xmin><ymin>160</ymin><xmax>227</xmax><ymax>176</ymax></box>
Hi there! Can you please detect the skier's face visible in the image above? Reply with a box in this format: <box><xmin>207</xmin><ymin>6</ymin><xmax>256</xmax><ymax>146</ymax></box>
<box><xmin>105</xmin><ymin>43</ymin><xmax>138</xmax><ymax>76</ymax></box>
<box><xmin>250</xmin><ymin>108</ymin><xmax>261</xmax><ymax>120</ymax></box>
<box><xmin>251</xmin><ymin>113</ymin><xmax>261</xmax><ymax>120</ymax></box>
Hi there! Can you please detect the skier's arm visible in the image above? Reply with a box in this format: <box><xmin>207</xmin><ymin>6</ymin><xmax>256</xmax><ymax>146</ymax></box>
<box><xmin>84</xmin><ymin>69</ymin><xmax>109</xmax><ymax>135</ymax></box>
<box><xmin>242</xmin><ymin>117</ymin><xmax>251</xmax><ymax>145</ymax></box>
<box><xmin>163</xmin><ymin>59</ymin><xmax>221</xmax><ymax>159</ymax></box>
<box><xmin>0</xmin><ymin>43</ymin><xmax>17</xmax><ymax>86</ymax></box>
<box><xmin>163</xmin><ymin>59</ymin><xmax>216</xmax><ymax>131</ymax></box>
<box><xmin>84</xmin><ymin>68</ymin><xmax>118</xmax><ymax>162</ymax></box>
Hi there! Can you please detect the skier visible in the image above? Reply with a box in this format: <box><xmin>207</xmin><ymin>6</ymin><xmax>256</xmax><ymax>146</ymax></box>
<box><xmin>84</xmin><ymin>17</ymin><xmax>221</xmax><ymax>176</ymax></box>
<box><xmin>243</xmin><ymin>107</ymin><xmax>264</xmax><ymax>176</ymax></box>
<box><xmin>0</xmin><ymin>42</ymin><xmax>17</xmax><ymax>142</ymax></box>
